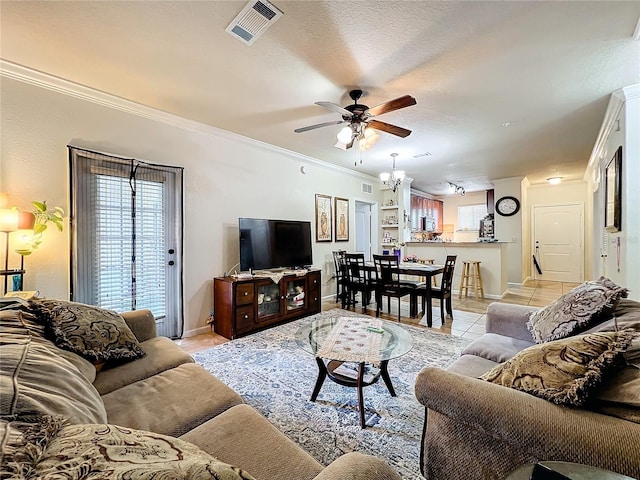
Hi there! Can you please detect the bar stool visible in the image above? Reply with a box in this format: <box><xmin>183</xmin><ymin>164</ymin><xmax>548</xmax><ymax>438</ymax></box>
<box><xmin>458</xmin><ymin>260</ymin><xmax>485</xmax><ymax>299</ymax></box>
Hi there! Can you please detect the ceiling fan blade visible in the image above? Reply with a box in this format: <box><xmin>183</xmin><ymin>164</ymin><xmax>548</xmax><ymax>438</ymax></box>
<box><xmin>366</xmin><ymin>95</ymin><xmax>416</xmax><ymax>117</ymax></box>
<box><xmin>367</xmin><ymin>119</ymin><xmax>412</xmax><ymax>138</ymax></box>
<box><xmin>294</xmin><ymin>120</ymin><xmax>346</xmax><ymax>133</ymax></box>
<box><xmin>315</xmin><ymin>101</ymin><xmax>352</xmax><ymax>116</ymax></box>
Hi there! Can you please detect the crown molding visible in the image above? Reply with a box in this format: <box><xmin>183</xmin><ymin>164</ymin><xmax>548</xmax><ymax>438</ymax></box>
<box><xmin>0</xmin><ymin>59</ymin><xmax>379</xmax><ymax>182</ymax></box>
<box><xmin>584</xmin><ymin>90</ymin><xmax>625</xmax><ymax>180</ymax></box>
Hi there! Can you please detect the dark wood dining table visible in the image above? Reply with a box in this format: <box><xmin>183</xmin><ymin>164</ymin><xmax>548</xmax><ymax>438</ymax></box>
<box><xmin>364</xmin><ymin>262</ymin><xmax>444</xmax><ymax>326</ymax></box>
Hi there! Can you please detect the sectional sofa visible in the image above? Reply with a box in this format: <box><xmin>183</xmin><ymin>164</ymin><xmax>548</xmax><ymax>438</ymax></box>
<box><xmin>0</xmin><ymin>300</ymin><xmax>400</xmax><ymax>480</ymax></box>
<box><xmin>415</xmin><ymin>295</ymin><xmax>640</xmax><ymax>480</ymax></box>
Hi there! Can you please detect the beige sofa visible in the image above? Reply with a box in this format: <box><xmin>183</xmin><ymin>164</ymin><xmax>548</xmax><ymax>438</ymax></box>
<box><xmin>0</xmin><ymin>305</ymin><xmax>400</xmax><ymax>480</ymax></box>
<box><xmin>415</xmin><ymin>299</ymin><xmax>640</xmax><ymax>480</ymax></box>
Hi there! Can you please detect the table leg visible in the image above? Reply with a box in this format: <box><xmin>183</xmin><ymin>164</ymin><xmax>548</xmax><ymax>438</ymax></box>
<box><xmin>409</xmin><ymin>295</ymin><xmax>417</xmax><ymax>318</ymax></box>
<box><xmin>380</xmin><ymin>360</ymin><xmax>397</xmax><ymax>397</ymax></box>
<box><xmin>310</xmin><ymin>357</ymin><xmax>328</xmax><ymax>401</ymax></box>
<box><xmin>425</xmin><ymin>280</ymin><xmax>434</xmax><ymax>328</ymax></box>
<box><xmin>357</xmin><ymin>361</ymin><xmax>366</xmax><ymax>428</ymax></box>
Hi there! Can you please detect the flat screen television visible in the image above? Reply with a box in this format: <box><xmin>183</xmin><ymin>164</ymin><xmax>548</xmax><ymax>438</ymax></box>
<box><xmin>239</xmin><ymin>218</ymin><xmax>313</xmax><ymax>271</ymax></box>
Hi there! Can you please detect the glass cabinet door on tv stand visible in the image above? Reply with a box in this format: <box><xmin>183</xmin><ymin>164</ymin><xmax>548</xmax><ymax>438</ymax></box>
<box><xmin>285</xmin><ymin>277</ymin><xmax>307</xmax><ymax>313</ymax></box>
<box><xmin>256</xmin><ymin>281</ymin><xmax>282</xmax><ymax>319</ymax></box>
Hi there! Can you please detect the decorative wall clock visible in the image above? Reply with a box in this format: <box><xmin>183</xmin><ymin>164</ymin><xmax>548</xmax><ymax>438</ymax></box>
<box><xmin>495</xmin><ymin>196</ymin><xmax>520</xmax><ymax>216</ymax></box>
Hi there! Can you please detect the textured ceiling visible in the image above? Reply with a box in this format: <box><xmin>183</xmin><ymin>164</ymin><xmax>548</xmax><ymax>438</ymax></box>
<box><xmin>1</xmin><ymin>1</ymin><xmax>639</xmax><ymax>194</ymax></box>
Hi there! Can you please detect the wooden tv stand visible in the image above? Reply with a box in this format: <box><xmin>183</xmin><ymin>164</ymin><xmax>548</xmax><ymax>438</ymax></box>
<box><xmin>213</xmin><ymin>269</ymin><xmax>321</xmax><ymax>339</ymax></box>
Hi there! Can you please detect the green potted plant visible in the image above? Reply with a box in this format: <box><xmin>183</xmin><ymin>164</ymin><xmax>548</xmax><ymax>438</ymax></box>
<box><xmin>14</xmin><ymin>201</ymin><xmax>64</xmax><ymax>255</ymax></box>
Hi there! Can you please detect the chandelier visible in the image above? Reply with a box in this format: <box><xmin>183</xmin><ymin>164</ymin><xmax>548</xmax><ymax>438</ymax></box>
<box><xmin>379</xmin><ymin>153</ymin><xmax>405</xmax><ymax>193</ymax></box>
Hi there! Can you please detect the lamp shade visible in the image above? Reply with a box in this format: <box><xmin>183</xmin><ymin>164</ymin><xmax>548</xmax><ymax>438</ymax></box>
<box><xmin>379</xmin><ymin>172</ymin><xmax>391</xmax><ymax>182</ymax></box>
<box><xmin>394</xmin><ymin>170</ymin><xmax>406</xmax><ymax>181</ymax></box>
<box><xmin>18</xmin><ymin>211</ymin><xmax>36</xmax><ymax>230</ymax></box>
<box><xmin>0</xmin><ymin>209</ymin><xmax>19</xmax><ymax>232</ymax></box>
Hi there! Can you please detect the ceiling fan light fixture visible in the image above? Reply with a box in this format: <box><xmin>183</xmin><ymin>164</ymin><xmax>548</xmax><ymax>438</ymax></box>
<box><xmin>356</xmin><ymin>126</ymin><xmax>379</xmax><ymax>152</ymax></box>
<box><xmin>337</xmin><ymin>126</ymin><xmax>353</xmax><ymax>144</ymax></box>
<box><xmin>295</xmin><ymin>89</ymin><xmax>416</xmax><ymax>153</ymax></box>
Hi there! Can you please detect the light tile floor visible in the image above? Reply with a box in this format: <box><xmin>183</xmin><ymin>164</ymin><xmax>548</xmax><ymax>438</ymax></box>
<box><xmin>176</xmin><ymin>279</ymin><xmax>578</xmax><ymax>353</ymax></box>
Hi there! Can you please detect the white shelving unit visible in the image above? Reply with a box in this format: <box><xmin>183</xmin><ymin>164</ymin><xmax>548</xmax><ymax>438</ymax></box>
<box><xmin>379</xmin><ymin>178</ymin><xmax>413</xmax><ymax>251</ymax></box>
<box><xmin>380</xmin><ymin>199</ymin><xmax>400</xmax><ymax>247</ymax></box>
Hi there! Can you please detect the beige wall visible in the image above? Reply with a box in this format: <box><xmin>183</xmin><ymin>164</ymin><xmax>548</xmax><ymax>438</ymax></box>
<box><xmin>493</xmin><ymin>177</ymin><xmax>524</xmax><ymax>284</ymax></box>
<box><xmin>586</xmin><ymin>85</ymin><xmax>640</xmax><ymax>300</ymax></box>
<box><xmin>0</xmin><ymin>75</ymin><xmax>382</xmax><ymax>336</ymax></box>
<box><xmin>438</xmin><ymin>191</ymin><xmax>486</xmax><ymax>243</ymax></box>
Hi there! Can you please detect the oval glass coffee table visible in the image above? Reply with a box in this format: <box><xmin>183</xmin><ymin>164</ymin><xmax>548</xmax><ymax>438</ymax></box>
<box><xmin>295</xmin><ymin>315</ymin><xmax>413</xmax><ymax>428</ymax></box>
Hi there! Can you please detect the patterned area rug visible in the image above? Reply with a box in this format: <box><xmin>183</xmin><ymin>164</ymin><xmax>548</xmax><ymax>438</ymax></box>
<box><xmin>193</xmin><ymin>309</ymin><xmax>471</xmax><ymax>480</ymax></box>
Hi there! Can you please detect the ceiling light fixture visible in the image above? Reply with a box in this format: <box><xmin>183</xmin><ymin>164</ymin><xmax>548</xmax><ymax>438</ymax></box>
<box><xmin>358</xmin><ymin>126</ymin><xmax>379</xmax><ymax>151</ymax></box>
<box><xmin>380</xmin><ymin>153</ymin><xmax>405</xmax><ymax>193</ymax></box>
<box><xmin>336</xmin><ymin>123</ymin><xmax>380</xmax><ymax>164</ymax></box>
<box><xmin>547</xmin><ymin>177</ymin><xmax>562</xmax><ymax>185</ymax></box>
<box><xmin>448</xmin><ymin>182</ymin><xmax>465</xmax><ymax>196</ymax></box>
<box><xmin>336</xmin><ymin>125</ymin><xmax>354</xmax><ymax>144</ymax></box>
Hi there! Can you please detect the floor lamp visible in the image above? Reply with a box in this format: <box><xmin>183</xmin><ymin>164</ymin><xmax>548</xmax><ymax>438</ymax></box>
<box><xmin>0</xmin><ymin>209</ymin><xmax>20</xmax><ymax>295</ymax></box>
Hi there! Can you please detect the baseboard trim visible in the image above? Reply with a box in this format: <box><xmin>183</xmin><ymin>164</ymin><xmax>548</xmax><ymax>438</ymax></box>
<box><xmin>182</xmin><ymin>325</ymin><xmax>212</xmax><ymax>338</ymax></box>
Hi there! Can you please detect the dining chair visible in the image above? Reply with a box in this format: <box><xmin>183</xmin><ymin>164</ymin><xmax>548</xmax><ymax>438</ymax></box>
<box><xmin>412</xmin><ymin>255</ymin><xmax>457</xmax><ymax>327</ymax></box>
<box><xmin>372</xmin><ymin>254</ymin><xmax>416</xmax><ymax>322</ymax></box>
<box><xmin>332</xmin><ymin>250</ymin><xmax>347</xmax><ymax>303</ymax></box>
<box><xmin>343</xmin><ymin>253</ymin><xmax>374</xmax><ymax>312</ymax></box>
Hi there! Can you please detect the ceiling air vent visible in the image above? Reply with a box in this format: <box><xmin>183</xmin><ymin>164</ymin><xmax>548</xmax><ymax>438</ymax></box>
<box><xmin>225</xmin><ymin>1</ymin><xmax>283</xmax><ymax>45</ymax></box>
<box><xmin>361</xmin><ymin>182</ymin><xmax>373</xmax><ymax>194</ymax></box>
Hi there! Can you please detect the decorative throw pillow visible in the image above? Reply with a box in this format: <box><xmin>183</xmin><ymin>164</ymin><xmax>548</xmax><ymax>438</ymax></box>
<box><xmin>3</xmin><ymin>416</ymin><xmax>256</xmax><ymax>480</ymax></box>
<box><xmin>0</xmin><ymin>310</ymin><xmax>107</xmax><ymax>424</ymax></box>
<box><xmin>30</xmin><ymin>298</ymin><xmax>146</xmax><ymax>362</ymax></box>
<box><xmin>526</xmin><ymin>277</ymin><xmax>628</xmax><ymax>343</ymax></box>
<box><xmin>480</xmin><ymin>329</ymin><xmax>636</xmax><ymax>406</ymax></box>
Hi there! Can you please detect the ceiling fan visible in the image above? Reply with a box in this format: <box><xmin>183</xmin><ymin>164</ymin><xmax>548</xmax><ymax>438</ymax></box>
<box><xmin>294</xmin><ymin>89</ymin><xmax>417</xmax><ymax>150</ymax></box>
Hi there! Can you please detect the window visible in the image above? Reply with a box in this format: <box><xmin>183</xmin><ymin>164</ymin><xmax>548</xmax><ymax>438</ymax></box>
<box><xmin>457</xmin><ymin>204</ymin><xmax>487</xmax><ymax>231</ymax></box>
<box><xmin>70</xmin><ymin>147</ymin><xmax>184</xmax><ymax>338</ymax></box>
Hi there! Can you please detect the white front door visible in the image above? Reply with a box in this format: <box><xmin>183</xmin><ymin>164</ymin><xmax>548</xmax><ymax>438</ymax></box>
<box><xmin>355</xmin><ymin>201</ymin><xmax>373</xmax><ymax>260</ymax></box>
<box><xmin>532</xmin><ymin>204</ymin><xmax>584</xmax><ymax>282</ymax></box>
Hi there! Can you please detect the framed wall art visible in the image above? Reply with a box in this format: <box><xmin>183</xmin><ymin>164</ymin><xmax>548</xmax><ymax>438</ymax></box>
<box><xmin>334</xmin><ymin>197</ymin><xmax>349</xmax><ymax>241</ymax></box>
<box><xmin>315</xmin><ymin>194</ymin><xmax>332</xmax><ymax>242</ymax></box>
<box><xmin>604</xmin><ymin>146</ymin><xmax>622</xmax><ymax>233</ymax></box>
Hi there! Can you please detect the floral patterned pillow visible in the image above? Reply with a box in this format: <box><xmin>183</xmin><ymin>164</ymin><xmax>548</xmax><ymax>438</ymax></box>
<box><xmin>3</xmin><ymin>416</ymin><xmax>256</xmax><ymax>480</ymax></box>
<box><xmin>526</xmin><ymin>277</ymin><xmax>628</xmax><ymax>343</ymax></box>
<box><xmin>480</xmin><ymin>330</ymin><xmax>636</xmax><ymax>406</ymax></box>
<box><xmin>30</xmin><ymin>299</ymin><xmax>146</xmax><ymax>362</ymax></box>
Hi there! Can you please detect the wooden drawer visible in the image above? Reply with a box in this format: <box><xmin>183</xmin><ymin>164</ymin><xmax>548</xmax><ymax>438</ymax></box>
<box><xmin>308</xmin><ymin>271</ymin><xmax>321</xmax><ymax>292</ymax></box>
<box><xmin>235</xmin><ymin>283</ymin><xmax>254</xmax><ymax>305</ymax></box>
<box><xmin>235</xmin><ymin>305</ymin><xmax>255</xmax><ymax>333</ymax></box>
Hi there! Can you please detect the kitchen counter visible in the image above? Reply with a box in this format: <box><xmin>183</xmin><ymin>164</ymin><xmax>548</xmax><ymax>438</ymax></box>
<box><xmin>407</xmin><ymin>241</ymin><xmax>507</xmax><ymax>245</ymax></box>
<box><xmin>404</xmin><ymin>242</ymin><xmax>508</xmax><ymax>298</ymax></box>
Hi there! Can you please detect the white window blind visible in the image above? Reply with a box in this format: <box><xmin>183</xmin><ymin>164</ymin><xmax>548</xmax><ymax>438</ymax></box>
<box><xmin>70</xmin><ymin>147</ymin><xmax>183</xmax><ymax>338</ymax></box>
<box><xmin>94</xmin><ymin>175</ymin><xmax>166</xmax><ymax>317</ymax></box>
<box><xmin>457</xmin><ymin>204</ymin><xmax>487</xmax><ymax>231</ymax></box>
